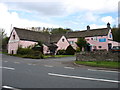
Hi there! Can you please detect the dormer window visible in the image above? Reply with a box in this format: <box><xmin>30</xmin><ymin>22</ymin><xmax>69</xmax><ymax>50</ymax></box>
<box><xmin>13</xmin><ymin>34</ymin><xmax>15</xmax><ymax>39</ymax></box>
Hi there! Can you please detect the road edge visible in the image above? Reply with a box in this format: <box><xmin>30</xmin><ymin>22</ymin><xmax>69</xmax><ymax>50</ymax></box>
<box><xmin>73</xmin><ymin>61</ymin><xmax>120</xmax><ymax>72</ymax></box>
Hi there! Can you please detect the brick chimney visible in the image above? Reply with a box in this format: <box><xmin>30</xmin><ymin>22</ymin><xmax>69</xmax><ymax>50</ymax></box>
<box><xmin>87</xmin><ymin>25</ymin><xmax>90</xmax><ymax>30</ymax></box>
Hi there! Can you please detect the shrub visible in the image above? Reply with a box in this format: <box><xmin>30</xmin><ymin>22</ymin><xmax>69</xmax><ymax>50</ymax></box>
<box><xmin>17</xmin><ymin>47</ymin><xmax>34</xmax><ymax>55</ymax></box>
<box><xmin>66</xmin><ymin>45</ymin><xmax>76</xmax><ymax>55</ymax></box>
<box><xmin>56</xmin><ymin>49</ymin><xmax>66</xmax><ymax>55</ymax></box>
<box><xmin>76</xmin><ymin>37</ymin><xmax>87</xmax><ymax>51</ymax></box>
<box><xmin>76</xmin><ymin>47</ymin><xmax>81</xmax><ymax>52</ymax></box>
<box><xmin>32</xmin><ymin>41</ymin><xmax>43</xmax><ymax>54</ymax></box>
<box><xmin>17</xmin><ymin>47</ymin><xmax>44</xmax><ymax>59</ymax></box>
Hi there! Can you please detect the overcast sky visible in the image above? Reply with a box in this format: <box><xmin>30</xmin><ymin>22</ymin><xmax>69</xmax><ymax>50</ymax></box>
<box><xmin>0</xmin><ymin>0</ymin><xmax>119</xmax><ymax>36</ymax></box>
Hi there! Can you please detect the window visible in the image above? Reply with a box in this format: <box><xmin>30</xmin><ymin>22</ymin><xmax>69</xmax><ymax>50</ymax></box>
<box><xmin>62</xmin><ymin>38</ymin><xmax>64</xmax><ymax>42</ymax></box>
<box><xmin>93</xmin><ymin>37</ymin><xmax>97</xmax><ymax>41</ymax></box>
<box><xmin>98</xmin><ymin>46</ymin><xmax>102</xmax><ymax>48</ymax></box>
<box><xmin>13</xmin><ymin>34</ymin><xmax>15</xmax><ymax>39</ymax></box>
<box><xmin>109</xmin><ymin>34</ymin><xmax>112</xmax><ymax>38</ymax></box>
<box><xmin>99</xmin><ymin>38</ymin><xmax>106</xmax><ymax>42</ymax></box>
<box><xmin>69</xmin><ymin>41</ymin><xmax>74</xmax><ymax>44</ymax></box>
<box><xmin>91</xmin><ymin>38</ymin><xmax>93</xmax><ymax>40</ymax></box>
<box><xmin>86</xmin><ymin>39</ymin><xmax>89</xmax><ymax>41</ymax></box>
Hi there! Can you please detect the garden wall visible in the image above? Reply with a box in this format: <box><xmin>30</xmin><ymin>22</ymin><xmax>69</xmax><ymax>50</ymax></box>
<box><xmin>76</xmin><ymin>51</ymin><xmax>120</xmax><ymax>62</ymax></box>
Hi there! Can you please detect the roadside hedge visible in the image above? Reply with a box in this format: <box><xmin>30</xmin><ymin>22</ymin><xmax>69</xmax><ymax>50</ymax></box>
<box><xmin>17</xmin><ymin>47</ymin><xmax>43</xmax><ymax>59</ymax></box>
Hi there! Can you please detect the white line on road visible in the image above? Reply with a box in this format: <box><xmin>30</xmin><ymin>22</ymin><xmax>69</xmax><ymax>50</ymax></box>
<box><xmin>44</xmin><ymin>65</ymin><xmax>53</xmax><ymax>67</ymax></box>
<box><xmin>23</xmin><ymin>59</ymin><xmax>41</xmax><ymax>61</ymax></box>
<box><xmin>4</xmin><ymin>61</ymin><xmax>8</xmax><ymax>63</ymax></box>
<box><xmin>88</xmin><ymin>69</ymin><xmax>120</xmax><ymax>73</ymax></box>
<box><xmin>2</xmin><ymin>86</ymin><xmax>21</xmax><ymax>90</ymax></box>
<box><xmin>48</xmin><ymin>73</ymin><xmax>120</xmax><ymax>83</ymax></box>
<box><xmin>27</xmin><ymin>63</ymin><xmax>37</xmax><ymax>66</ymax></box>
<box><xmin>32</xmin><ymin>64</ymin><xmax>36</xmax><ymax>66</ymax></box>
<box><xmin>14</xmin><ymin>62</ymin><xmax>20</xmax><ymax>64</ymax></box>
<box><xmin>0</xmin><ymin>67</ymin><xmax>15</xmax><ymax>70</ymax></box>
<box><xmin>2</xmin><ymin>86</ymin><xmax>13</xmax><ymax>89</ymax></box>
<box><xmin>64</xmin><ymin>67</ymin><xmax>74</xmax><ymax>69</ymax></box>
<box><xmin>27</xmin><ymin>63</ymin><xmax>33</xmax><ymax>65</ymax></box>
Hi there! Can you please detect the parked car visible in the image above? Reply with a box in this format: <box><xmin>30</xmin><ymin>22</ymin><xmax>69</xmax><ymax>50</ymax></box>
<box><xmin>111</xmin><ymin>46</ymin><xmax>120</xmax><ymax>53</ymax></box>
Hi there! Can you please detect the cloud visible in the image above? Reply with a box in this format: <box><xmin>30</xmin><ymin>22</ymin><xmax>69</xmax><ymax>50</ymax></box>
<box><xmin>2</xmin><ymin>0</ymin><xmax>119</xmax><ymax>16</ymax></box>
<box><xmin>89</xmin><ymin>24</ymin><xmax>106</xmax><ymax>29</ymax></box>
<box><xmin>65</xmin><ymin>0</ymin><xmax>118</xmax><ymax>13</ymax></box>
<box><xmin>0</xmin><ymin>0</ymin><xmax>118</xmax><ymax>36</ymax></box>
<box><xmin>0</xmin><ymin>3</ymin><xmax>60</xmax><ymax>36</ymax></box>
<box><xmin>83</xmin><ymin>12</ymin><xmax>99</xmax><ymax>22</ymax></box>
<box><xmin>101</xmin><ymin>16</ymin><xmax>115</xmax><ymax>24</ymax></box>
<box><xmin>5</xmin><ymin>2</ymin><xmax>68</xmax><ymax>16</ymax></box>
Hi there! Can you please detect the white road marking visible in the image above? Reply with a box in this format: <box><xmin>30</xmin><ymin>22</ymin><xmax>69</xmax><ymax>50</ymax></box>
<box><xmin>48</xmin><ymin>73</ymin><xmax>120</xmax><ymax>83</ymax></box>
<box><xmin>4</xmin><ymin>61</ymin><xmax>8</xmax><ymax>63</ymax></box>
<box><xmin>88</xmin><ymin>69</ymin><xmax>120</xmax><ymax>73</ymax></box>
<box><xmin>14</xmin><ymin>62</ymin><xmax>20</xmax><ymax>64</ymax></box>
<box><xmin>2</xmin><ymin>86</ymin><xmax>13</xmax><ymax>89</ymax></box>
<box><xmin>2</xmin><ymin>86</ymin><xmax>21</xmax><ymax>90</ymax></box>
<box><xmin>32</xmin><ymin>64</ymin><xmax>36</xmax><ymax>66</ymax></box>
<box><xmin>64</xmin><ymin>67</ymin><xmax>74</xmax><ymax>69</ymax></box>
<box><xmin>28</xmin><ymin>63</ymin><xmax>32</xmax><ymax>65</ymax></box>
<box><xmin>44</xmin><ymin>65</ymin><xmax>53</xmax><ymax>67</ymax></box>
<box><xmin>0</xmin><ymin>67</ymin><xmax>15</xmax><ymax>70</ymax></box>
<box><xmin>23</xmin><ymin>59</ymin><xmax>41</xmax><ymax>61</ymax></box>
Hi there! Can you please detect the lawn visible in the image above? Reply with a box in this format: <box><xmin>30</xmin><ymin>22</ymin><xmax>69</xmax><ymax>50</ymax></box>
<box><xmin>75</xmin><ymin>61</ymin><xmax>120</xmax><ymax>69</ymax></box>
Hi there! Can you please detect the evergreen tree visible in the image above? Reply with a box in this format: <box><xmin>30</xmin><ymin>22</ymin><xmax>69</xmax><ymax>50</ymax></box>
<box><xmin>111</xmin><ymin>27</ymin><xmax>120</xmax><ymax>42</ymax></box>
<box><xmin>66</xmin><ymin>45</ymin><xmax>76</xmax><ymax>55</ymax></box>
<box><xmin>76</xmin><ymin>37</ymin><xmax>87</xmax><ymax>51</ymax></box>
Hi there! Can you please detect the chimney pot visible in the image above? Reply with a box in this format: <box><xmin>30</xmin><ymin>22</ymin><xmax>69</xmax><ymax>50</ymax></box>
<box><xmin>107</xmin><ymin>22</ymin><xmax>111</xmax><ymax>29</ymax></box>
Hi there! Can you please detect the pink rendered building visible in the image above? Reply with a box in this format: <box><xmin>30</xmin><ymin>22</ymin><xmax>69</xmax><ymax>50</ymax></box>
<box><xmin>8</xmin><ymin>23</ymin><xmax>120</xmax><ymax>54</ymax></box>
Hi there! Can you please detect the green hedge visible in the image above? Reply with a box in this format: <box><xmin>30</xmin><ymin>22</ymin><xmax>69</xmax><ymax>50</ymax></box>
<box><xmin>56</xmin><ymin>45</ymin><xmax>76</xmax><ymax>55</ymax></box>
<box><xmin>56</xmin><ymin>50</ymin><xmax>66</xmax><ymax>55</ymax></box>
<box><xmin>66</xmin><ymin>45</ymin><xmax>76</xmax><ymax>55</ymax></box>
<box><xmin>17</xmin><ymin>47</ymin><xmax>43</xmax><ymax>59</ymax></box>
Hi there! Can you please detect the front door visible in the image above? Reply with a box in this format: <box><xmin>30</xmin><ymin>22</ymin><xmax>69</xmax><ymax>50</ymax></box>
<box><xmin>86</xmin><ymin>43</ymin><xmax>91</xmax><ymax>51</ymax></box>
<box><xmin>11</xmin><ymin>50</ymin><xmax>14</xmax><ymax>54</ymax></box>
<box><xmin>108</xmin><ymin>43</ymin><xmax>112</xmax><ymax>50</ymax></box>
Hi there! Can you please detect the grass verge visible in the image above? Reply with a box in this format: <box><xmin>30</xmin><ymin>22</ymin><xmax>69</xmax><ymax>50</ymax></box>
<box><xmin>75</xmin><ymin>61</ymin><xmax>120</xmax><ymax>69</ymax></box>
<box><xmin>44</xmin><ymin>55</ymin><xmax>74</xmax><ymax>58</ymax></box>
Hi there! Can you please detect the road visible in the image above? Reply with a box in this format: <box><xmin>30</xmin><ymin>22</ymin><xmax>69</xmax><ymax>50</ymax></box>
<box><xmin>1</xmin><ymin>54</ymin><xmax>120</xmax><ymax>89</ymax></box>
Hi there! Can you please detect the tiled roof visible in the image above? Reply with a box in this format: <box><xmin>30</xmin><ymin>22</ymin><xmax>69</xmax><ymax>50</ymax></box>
<box><xmin>66</xmin><ymin>28</ymin><xmax>109</xmax><ymax>38</ymax></box>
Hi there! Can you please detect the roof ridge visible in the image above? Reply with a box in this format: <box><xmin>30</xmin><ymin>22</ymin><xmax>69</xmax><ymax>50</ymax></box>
<box><xmin>69</xmin><ymin>28</ymin><xmax>108</xmax><ymax>33</ymax></box>
<box><xmin>14</xmin><ymin>27</ymin><xmax>50</xmax><ymax>35</ymax></box>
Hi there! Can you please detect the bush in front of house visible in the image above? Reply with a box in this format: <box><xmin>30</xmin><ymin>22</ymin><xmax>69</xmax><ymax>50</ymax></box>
<box><xmin>17</xmin><ymin>47</ymin><xmax>34</xmax><ymax>55</ymax></box>
<box><xmin>76</xmin><ymin>47</ymin><xmax>81</xmax><ymax>52</ymax></box>
<box><xmin>66</xmin><ymin>45</ymin><xmax>76</xmax><ymax>55</ymax></box>
<box><xmin>56</xmin><ymin>49</ymin><xmax>66</xmax><ymax>55</ymax></box>
<box><xmin>17</xmin><ymin>47</ymin><xmax>43</xmax><ymax>59</ymax></box>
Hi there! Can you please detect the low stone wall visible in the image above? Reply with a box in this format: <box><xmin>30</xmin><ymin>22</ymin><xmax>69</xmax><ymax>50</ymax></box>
<box><xmin>76</xmin><ymin>51</ymin><xmax>120</xmax><ymax>62</ymax></box>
